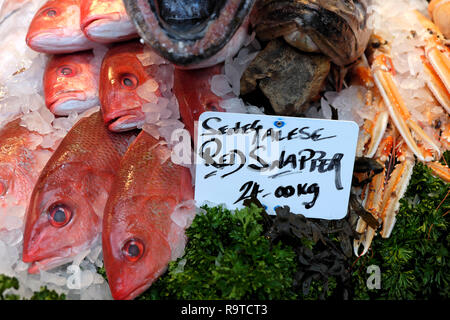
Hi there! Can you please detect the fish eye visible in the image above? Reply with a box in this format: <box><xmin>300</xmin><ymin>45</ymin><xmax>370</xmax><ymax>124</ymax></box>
<box><xmin>120</xmin><ymin>74</ymin><xmax>138</xmax><ymax>90</ymax></box>
<box><xmin>0</xmin><ymin>180</ymin><xmax>7</xmax><ymax>197</ymax></box>
<box><xmin>57</xmin><ymin>66</ymin><xmax>75</xmax><ymax>77</ymax></box>
<box><xmin>43</xmin><ymin>8</ymin><xmax>57</xmax><ymax>17</ymax></box>
<box><xmin>48</xmin><ymin>204</ymin><xmax>72</xmax><ymax>228</ymax></box>
<box><xmin>122</xmin><ymin>239</ymin><xmax>144</xmax><ymax>262</ymax></box>
<box><xmin>274</xmin><ymin>120</ymin><xmax>285</xmax><ymax>128</ymax></box>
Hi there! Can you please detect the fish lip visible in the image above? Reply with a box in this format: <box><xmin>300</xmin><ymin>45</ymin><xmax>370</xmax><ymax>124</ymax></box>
<box><xmin>103</xmin><ymin>109</ymin><xmax>145</xmax><ymax>131</ymax></box>
<box><xmin>107</xmin><ymin>115</ymin><xmax>145</xmax><ymax>132</ymax></box>
<box><xmin>23</xmin><ymin>246</ymin><xmax>74</xmax><ymax>274</ymax></box>
<box><xmin>112</xmin><ymin>281</ymin><xmax>152</xmax><ymax>300</ymax></box>
<box><xmin>81</xmin><ymin>13</ymin><xmax>121</xmax><ymax>39</ymax></box>
<box><xmin>81</xmin><ymin>13</ymin><xmax>121</xmax><ymax>32</ymax></box>
<box><xmin>47</xmin><ymin>90</ymin><xmax>86</xmax><ymax>113</ymax></box>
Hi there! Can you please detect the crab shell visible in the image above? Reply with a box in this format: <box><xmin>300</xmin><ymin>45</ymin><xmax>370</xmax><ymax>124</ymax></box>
<box><xmin>122</xmin><ymin>0</ymin><xmax>256</xmax><ymax>68</ymax></box>
<box><xmin>252</xmin><ymin>0</ymin><xmax>372</xmax><ymax>67</ymax></box>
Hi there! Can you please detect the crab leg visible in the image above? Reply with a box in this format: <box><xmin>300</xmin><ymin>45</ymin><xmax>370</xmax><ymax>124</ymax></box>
<box><xmin>372</xmin><ymin>53</ymin><xmax>441</xmax><ymax>161</ymax></box>
<box><xmin>353</xmin><ymin>135</ymin><xmax>393</xmax><ymax>256</ymax></box>
<box><xmin>414</xmin><ymin>11</ymin><xmax>450</xmax><ymax>113</ymax></box>
<box><xmin>379</xmin><ymin>140</ymin><xmax>415</xmax><ymax>238</ymax></box>
<box><xmin>353</xmin><ymin>55</ymin><xmax>390</xmax><ymax>158</ymax></box>
<box><xmin>422</xmin><ymin>57</ymin><xmax>450</xmax><ymax>114</ymax></box>
<box><xmin>426</xmin><ymin>161</ymin><xmax>450</xmax><ymax>182</ymax></box>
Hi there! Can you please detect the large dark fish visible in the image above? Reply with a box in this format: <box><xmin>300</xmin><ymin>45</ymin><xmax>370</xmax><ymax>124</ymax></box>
<box><xmin>102</xmin><ymin>131</ymin><xmax>194</xmax><ymax>300</ymax></box>
<box><xmin>123</xmin><ymin>0</ymin><xmax>256</xmax><ymax>68</ymax></box>
<box><xmin>252</xmin><ymin>0</ymin><xmax>371</xmax><ymax>66</ymax></box>
<box><xmin>22</xmin><ymin>111</ymin><xmax>137</xmax><ymax>274</ymax></box>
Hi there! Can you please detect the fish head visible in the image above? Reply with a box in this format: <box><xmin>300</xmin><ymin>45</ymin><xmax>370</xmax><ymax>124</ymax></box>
<box><xmin>26</xmin><ymin>0</ymin><xmax>93</xmax><ymax>53</ymax></box>
<box><xmin>123</xmin><ymin>0</ymin><xmax>255</xmax><ymax>67</ymax></box>
<box><xmin>103</xmin><ymin>195</ymin><xmax>185</xmax><ymax>300</ymax></box>
<box><xmin>22</xmin><ymin>163</ymin><xmax>107</xmax><ymax>273</ymax></box>
<box><xmin>80</xmin><ymin>0</ymin><xmax>136</xmax><ymax>43</ymax></box>
<box><xmin>100</xmin><ymin>42</ymin><xmax>159</xmax><ymax>132</ymax></box>
<box><xmin>44</xmin><ymin>51</ymin><xmax>100</xmax><ymax>116</ymax></box>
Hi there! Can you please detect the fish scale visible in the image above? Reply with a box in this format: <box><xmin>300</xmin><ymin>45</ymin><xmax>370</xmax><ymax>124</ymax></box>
<box><xmin>102</xmin><ymin>130</ymin><xmax>194</xmax><ymax>300</ymax></box>
<box><xmin>0</xmin><ymin>119</ymin><xmax>52</xmax><ymax>213</ymax></box>
<box><xmin>22</xmin><ymin>111</ymin><xmax>138</xmax><ymax>274</ymax></box>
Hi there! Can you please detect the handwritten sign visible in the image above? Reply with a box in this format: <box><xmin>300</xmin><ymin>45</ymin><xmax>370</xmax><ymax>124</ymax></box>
<box><xmin>194</xmin><ymin>112</ymin><xmax>359</xmax><ymax>219</ymax></box>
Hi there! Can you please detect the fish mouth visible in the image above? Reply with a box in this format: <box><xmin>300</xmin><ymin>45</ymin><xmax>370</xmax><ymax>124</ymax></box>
<box><xmin>47</xmin><ymin>91</ymin><xmax>91</xmax><ymax>115</ymax></box>
<box><xmin>26</xmin><ymin>31</ymin><xmax>94</xmax><ymax>54</ymax></box>
<box><xmin>111</xmin><ymin>280</ymin><xmax>153</xmax><ymax>300</ymax></box>
<box><xmin>104</xmin><ymin>109</ymin><xmax>145</xmax><ymax>132</ymax></box>
<box><xmin>152</xmin><ymin>0</ymin><xmax>227</xmax><ymax>41</ymax></box>
<box><xmin>23</xmin><ymin>246</ymin><xmax>74</xmax><ymax>274</ymax></box>
<box><xmin>123</xmin><ymin>0</ymin><xmax>256</xmax><ymax>66</ymax></box>
<box><xmin>81</xmin><ymin>13</ymin><xmax>136</xmax><ymax>42</ymax></box>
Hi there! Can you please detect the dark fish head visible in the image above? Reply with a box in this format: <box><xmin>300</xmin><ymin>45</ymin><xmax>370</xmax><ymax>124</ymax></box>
<box><xmin>102</xmin><ymin>196</ymin><xmax>175</xmax><ymax>300</ymax></box>
<box><xmin>22</xmin><ymin>163</ymin><xmax>106</xmax><ymax>273</ymax></box>
<box><xmin>123</xmin><ymin>0</ymin><xmax>256</xmax><ymax>67</ymax></box>
<box><xmin>44</xmin><ymin>51</ymin><xmax>100</xmax><ymax>116</ymax></box>
<box><xmin>100</xmin><ymin>41</ymin><xmax>160</xmax><ymax>132</ymax></box>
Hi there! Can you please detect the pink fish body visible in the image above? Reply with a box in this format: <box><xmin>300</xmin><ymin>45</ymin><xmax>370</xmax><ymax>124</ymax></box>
<box><xmin>173</xmin><ymin>65</ymin><xmax>225</xmax><ymax>138</ymax></box>
<box><xmin>80</xmin><ymin>0</ymin><xmax>137</xmax><ymax>43</ymax></box>
<box><xmin>26</xmin><ymin>0</ymin><xmax>96</xmax><ymax>54</ymax></box>
<box><xmin>22</xmin><ymin>112</ymin><xmax>136</xmax><ymax>274</ymax></box>
<box><xmin>0</xmin><ymin>119</ymin><xmax>53</xmax><ymax>230</ymax></box>
<box><xmin>44</xmin><ymin>51</ymin><xmax>100</xmax><ymax>115</ymax></box>
<box><xmin>102</xmin><ymin>131</ymin><xmax>195</xmax><ymax>300</ymax></box>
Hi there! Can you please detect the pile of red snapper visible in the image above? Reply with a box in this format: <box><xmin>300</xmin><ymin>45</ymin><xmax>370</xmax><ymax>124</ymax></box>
<box><xmin>0</xmin><ymin>0</ymin><xmax>260</xmax><ymax>300</ymax></box>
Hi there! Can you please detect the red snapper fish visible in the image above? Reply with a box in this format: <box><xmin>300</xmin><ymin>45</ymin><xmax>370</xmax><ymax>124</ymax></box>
<box><xmin>173</xmin><ymin>64</ymin><xmax>225</xmax><ymax>138</ymax></box>
<box><xmin>102</xmin><ymin>131</ymin><xmax>195</xmax><ymax>300</ymax></box>
<box><xmin>44</xmin><ymin>51</ymin><xmax>100</xmax><ymax>116</ymax></box>
<box><xmin>0</xmin><ymin>119</ymin><xmax>53</xmax><ymax>230</ymax></box>
<box><xmin>26</xmin><ymin>0</ymin><xmax>96</xmax><ymax>54</ymax></box>
<box><xmin>22</xmin><ymin>111</ymin><xmax>136</xmax><ymax>274</ymax></box>
<box><xmin>80</xmin><ymin>0</ymin><xmax>137</xmax><ymax>43</ymax></box>
<box><xmin>99</xmin><ymin>41</ymin><xmax>162</xmax><ymax>132</ymax></box>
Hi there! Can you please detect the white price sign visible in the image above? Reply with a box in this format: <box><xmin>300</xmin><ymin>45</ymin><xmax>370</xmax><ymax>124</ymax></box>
<box><xmin>194</xmin><ymin>112</ymin><xmax>359</xmax><ymax>219</ymax></box>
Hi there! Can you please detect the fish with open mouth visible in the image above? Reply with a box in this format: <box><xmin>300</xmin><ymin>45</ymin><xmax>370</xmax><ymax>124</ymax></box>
<box><xmin>102</xmin><ymin>130</ymin><xmax>195</xmax><ymax>300</ymax></box>
<box><xmin>26</xmin><ymin>0</ymin><xmax>96</xmax><ymax>54</ymax></box>
<box><xmin>80</xmin><ymin>0</ymin><xmax>137</xmax><ymax>44</ymax></box>
<box><xmin>44</xmin><ymin>50</ymin><xmax>100</xmax><ymax>116</ymax></box>
<box><xmin>173</xmin><ymin>64</ymin><xmax>225</xmax><ymax>138</ymax></box>
<box><xmin>0</xmin><ymin>119</ymin><xmax>53</xmax><ymax>231</ymax></box>
<box><xmin>99</xmin><ymin>41</ymin><xmax>163</xmax><ymax>132</ymax></box>
<box><xmin>22</xmin><ymin>111</ymin><xmax>137</xmax><ymax>274</ymax></box>
<box><xmin>122</xmin><ymin>0</ymin><xmax>256</xmax><ymax>68</ymax></box>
